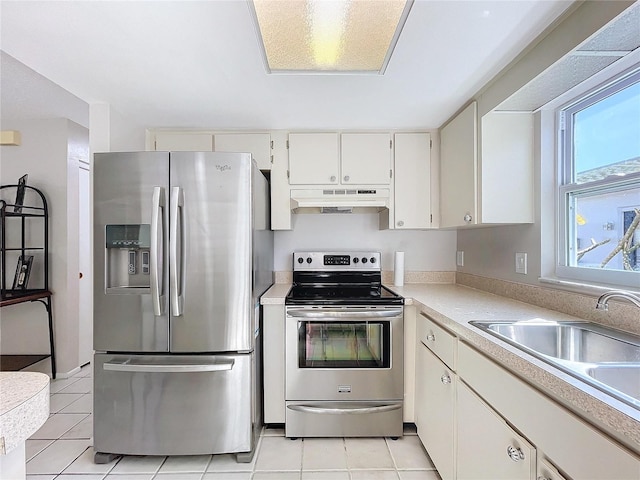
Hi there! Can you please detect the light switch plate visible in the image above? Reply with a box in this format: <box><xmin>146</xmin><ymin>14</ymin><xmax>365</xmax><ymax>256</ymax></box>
<box><xmin>515</xmin><ymin>252</ymin><xmax>527</xmax><ymax>274</ymax></box>
<box><xmin>456</xmin><ymin>251</ymin><xmax>464</xmax><ymax>267</ymax></box>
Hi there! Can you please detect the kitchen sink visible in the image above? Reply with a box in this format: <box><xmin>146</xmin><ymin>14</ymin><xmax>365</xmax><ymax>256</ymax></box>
<box><xmin>469</xmin><ymin>320</ymin><xmax>640</xmax><ymax>410</ymax></box>
<box><xmin>586</xmin><ymin>364</ymin><xmax>640</xmax><ymax>401</ymax></box>
<box><xmin>473</xmin><ymin>321</ymin><xmax>640</xmax><ymax>363</ymax></box>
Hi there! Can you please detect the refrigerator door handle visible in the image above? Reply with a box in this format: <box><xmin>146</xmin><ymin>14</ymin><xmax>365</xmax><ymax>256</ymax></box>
<box><xmin>103</xmin><ymin>360</ymin><xmax>234</xmax><ymax>373</ymax></box>
<box><xmin>170</xmin><ymin>186</ymin><xmax>186</xmax><ymax>316</ymax></box>
<box><xmin>150</xmin><ymin>186</ymin><xmax>165</xmax><ymax>316</ymax></box>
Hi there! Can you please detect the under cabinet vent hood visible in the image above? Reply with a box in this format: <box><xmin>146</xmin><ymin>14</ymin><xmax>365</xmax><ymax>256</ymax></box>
<box><xmin>290</xmin><ymin>188</ymin><xmax>390</xmax><ymax>214</ymax></box>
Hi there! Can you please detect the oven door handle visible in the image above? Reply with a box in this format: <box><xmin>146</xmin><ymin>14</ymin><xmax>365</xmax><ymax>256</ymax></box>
<box><xmin>287</xmin><ymin>309</ymin><xmax>402</xmax><ymax>319</ymax></box>
<box><xmin>287</xmin><ymin>403</ymin><xmax>402</xmax><ymax>415</ymax></box>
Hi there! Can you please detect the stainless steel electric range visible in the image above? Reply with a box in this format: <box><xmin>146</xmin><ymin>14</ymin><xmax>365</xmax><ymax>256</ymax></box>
<box><xmin>285</xmin><ymin>251</ymin><xmax>404</xmax><ymax>438</ymax></box>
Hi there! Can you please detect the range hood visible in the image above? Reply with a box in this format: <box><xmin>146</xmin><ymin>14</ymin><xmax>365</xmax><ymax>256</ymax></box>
<box><xmin>290</xmin><ymin>188</ymin><xmax>390</xmax><ymax>214</ymax></box>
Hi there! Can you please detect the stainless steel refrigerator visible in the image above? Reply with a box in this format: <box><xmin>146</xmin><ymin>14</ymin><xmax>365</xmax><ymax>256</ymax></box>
<box><xmin>92</xmin><ymin>151</ymin><xmax>273</xmax><ymax>463</ymax></box>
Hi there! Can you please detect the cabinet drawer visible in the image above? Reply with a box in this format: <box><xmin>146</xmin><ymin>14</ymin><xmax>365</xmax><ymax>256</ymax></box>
<box><xmin>418</xmin><ymin>312</ymin><xmax>456</xmax><ymax>370</ymax></box>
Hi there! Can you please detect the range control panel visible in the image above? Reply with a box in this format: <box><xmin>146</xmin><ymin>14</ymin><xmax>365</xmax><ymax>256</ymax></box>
<box><xmin>293</xmin><ymin>252</ymin><xmax>381</xmax><ymax>271</ymax></box>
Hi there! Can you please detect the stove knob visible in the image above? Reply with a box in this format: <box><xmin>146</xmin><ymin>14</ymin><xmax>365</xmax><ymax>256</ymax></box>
<box><xmin>353</xmin><ymin>257</ymin><xmax>359</xmax><ymax>263</ymax></box>
<box><xmin>297</xmin><ymin>257</ymin><xmax>304</xmax><ymax>264</ymax></box>
<box><xmin>370</xmin><ymin>257</ymin><xmax>376</xmax><ymax>264</ymax></box>
<box><xmin>362</xmin><ymin>257</ymin><xmax>368</xmax><ymax>264</ymax></box>
<box><xmin>306</xmin><ymin>257</ymin><xmax>313</xmax><ymax>264</ymax></box>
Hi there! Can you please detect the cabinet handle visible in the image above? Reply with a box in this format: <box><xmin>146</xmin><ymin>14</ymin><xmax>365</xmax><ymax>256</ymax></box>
<box><xmin>426</xmin><ymin>333</ymin><xmax>436</xmax><ymax>341</ymax></box>
<box><xmin>397</xmin><ymin>220</ymin><xmax>404</xmax><ymax>227</ymax></box>
<box><xmin>464</xmin><ymin>213</ymin><xmax>473</xmax><ymax>223</ymax></box>
<box><xmin>330</xmin><ymin>175</ymin><xmax>336</xmax><ymax>182</ymax></box>
<box><xmin>344</xmin><ymin>175</ymin><xmax>350</xmax><ymax>182</ymax></box>
<box><xmin>506</xmin><ymin>445</ymin><xmax>525</xmax><ymax>462</ymax></box>
<box><xmin>440</xmin><ymin>374</ymin><xmax>451</xmax><ymax>385</ymax></box>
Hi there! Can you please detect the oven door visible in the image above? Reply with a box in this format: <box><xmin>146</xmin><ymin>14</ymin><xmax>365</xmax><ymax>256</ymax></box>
<box><xmin>285</xmin><ymin>306</ymin><xmax>403</xmax><ymax>401</ymax></box>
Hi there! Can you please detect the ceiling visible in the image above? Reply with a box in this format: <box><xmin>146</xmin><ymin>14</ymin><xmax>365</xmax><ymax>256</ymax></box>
<box><xmin>0</xmin><ymin>0</ymin><xmax>575</xmax><ymax>131</ymax></box>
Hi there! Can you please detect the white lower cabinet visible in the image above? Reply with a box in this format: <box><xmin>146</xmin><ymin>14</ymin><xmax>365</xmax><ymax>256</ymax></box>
<box><xmin>537</xmin><ymin>457</ymin><xmax>568</xmax><ymax>480</ymax></box>
<box><xmin>458</xmin><ymin>341</ymin><xmax>640</xmax><ymax>480</ymax></box>
<box><xmin>414</xmin><ymin>314</ymin><xmax>640</xmax><ymax>480</ymax></box>
<box><xmin>457</xmin><ymin>381</ymin><xmax>536</xmax><ymax>480</ymax></box>
<box><xmin>416</xmin><ymin>341</ymin><xmax>456</xmax><ymax>480</ymax></box>
<box><xmin>262</xmin><ymin>304</ymin><xmax>285</xmax><ymax>423</ymax></box>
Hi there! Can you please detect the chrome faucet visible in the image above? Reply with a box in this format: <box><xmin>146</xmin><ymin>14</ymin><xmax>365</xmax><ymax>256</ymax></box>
<box><xmin>596</xmin><ymin>290</ymin><xmax>640</xmax><ymax>311</ymax></box>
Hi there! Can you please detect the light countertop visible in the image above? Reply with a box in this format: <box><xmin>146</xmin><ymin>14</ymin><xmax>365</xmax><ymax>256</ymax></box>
<box><xmin>260</xmin><ymin>283</ymin><xmax>291</xmax><ymax>304</ymax></box>
<box><xmin>0</xmin><ymin>372</ymin><xmax>49</xmax><ymax>454</ymax></box>
<box><xmin>260</xmin><ymin>281</ymin><xmax>640</xmax><ymax>453</ymax></box>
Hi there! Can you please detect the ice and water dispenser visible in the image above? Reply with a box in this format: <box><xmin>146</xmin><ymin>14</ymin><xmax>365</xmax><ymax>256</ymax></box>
<box><xmin>105</xmin><ymin>224</ymin><xmax>151</xmax><ymax>293</ymax></box>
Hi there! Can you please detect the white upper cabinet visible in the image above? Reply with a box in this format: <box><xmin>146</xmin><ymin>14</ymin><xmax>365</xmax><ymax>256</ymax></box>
<box><xmin>393</xmin><ymin>133</ymin><xmax>432</xmax><ymax>229</ymax></box>
<box><xmin>288</xmin><ymin>133</ymin><xmax>340</xmax><ymax>185</ymax></box>
<box><xmin>439</xmin><ymin>101</ymin><xmax>534</xmax><ymax>228</ymax></box>
<box><xmin>440</xmin><ymin>102</ymin><xmax>478</xmax><ymax>228</ymax></box>
<box><xmin>214</xmin><ymin>133</ymin><xmax>272</xmax><ymax>170</ymax></box>
<box><xmin>154</xmin><ymin>132</ymin><xmax>214</xmax><ymax>151</ymax></box>
<box><xmin>150</xmin><ymin>132</ymin><xmax>273</xmax><ymax>170</ymax></box>
<box><xmin>340</xmin><ymin>133</ymin><xmax>391</xmax><ymax>185</ymax></box>
<box><xmin>288</xmin><ymin>132</ymin><xmax>391</xmax><ymax>186</ymax></box>
<box><xmin>480</xmin><ymin>111</ymin><xmax>534</xmax><ymax>224</ymax></box>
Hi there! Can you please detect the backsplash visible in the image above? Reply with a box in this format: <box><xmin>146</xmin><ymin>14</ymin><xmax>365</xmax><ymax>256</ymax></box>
<box><xmin>381</xmin><ymin>271</ymin><xmax>456</xmax><ymax>285</ymax></box>
<box><xmin>456</xmin><ymin>272</ymin><xmax>640</xmax><ymax>336</ymax></box>
<box><xmin>274</xmin><ymin>271</ymin><xmax>456</xmax><ymax>285</ymax></box>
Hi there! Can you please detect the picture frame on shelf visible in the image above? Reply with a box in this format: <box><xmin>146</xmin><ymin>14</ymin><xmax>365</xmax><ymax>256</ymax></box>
<box><xmin>13</xmin><ymin>174</ymin><xmax>28</xmax><ymax>213</ymax></box>
<box><xmin>12</xmin><ymin>255</ymin><xmax>33</xmax><ymax>290</ymax></box>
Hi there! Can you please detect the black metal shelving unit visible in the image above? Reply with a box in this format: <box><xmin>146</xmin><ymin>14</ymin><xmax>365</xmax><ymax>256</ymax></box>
<box><xmin>0</xmin><ymin>184</ymin><xmax>56</xmax><ymax>378</ymax></box>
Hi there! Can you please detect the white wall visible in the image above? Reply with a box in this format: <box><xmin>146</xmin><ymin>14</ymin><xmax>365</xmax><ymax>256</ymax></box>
<box><xmin>109</xmin><ymin>107</ymin><xmax>146</xmax><ymax>152</ymax></box>
<box><xmin>90</xmin><ymin>102</ymin><xmax>147</xmax><ymax>154</ymax></box>
<box><xmin>274</xmin><ymin>213</ymin><xmax>457</xmax><ymax>272</ymax></box>
<box><xmin>0</xmin><ymin>119</ymin><xmax>87</xmax><ymax>375</ymax></box>
<box><xmin>0</xmin><ymin>52</ymin><xmax>88</xmax><ymax>128</ymax></box>
<box><xmin>1</xmin><ymin>52</ymin><xmax>89</xmax><ymax>376</ymax></box>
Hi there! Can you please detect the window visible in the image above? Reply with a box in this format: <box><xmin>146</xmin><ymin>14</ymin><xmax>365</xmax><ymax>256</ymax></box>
<box><xmin>557</xmin><ymin>67</ymin><xmax>640</xmax><ymax>288</ymax></box>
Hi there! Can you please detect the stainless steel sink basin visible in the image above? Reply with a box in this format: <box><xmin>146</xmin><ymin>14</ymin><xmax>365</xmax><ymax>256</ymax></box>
<box><xmin>476</xmin><ymin>322</ymin><xmax>640</xmax><ymax>363</ymax></box>
<box><xmin>469</xmin><ymin>320</ymin><xmax>640</xmax><ymax>410</ymax></box>
<box><xmin>586</xmin><ymin>364</ymin><xmax>640</xmax><ymax>401</ymax></box>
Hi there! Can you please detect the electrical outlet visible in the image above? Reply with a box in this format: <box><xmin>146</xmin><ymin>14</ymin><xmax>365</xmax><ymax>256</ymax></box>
<box><xmin>456</xmin><ymin>251</ymin><xmax>464</xmax><ymax>267</ymax></box>
<box><xmin>515</xmin><ymin>252</ymin><xmax>528</xmax><ymax>274</ymax></box>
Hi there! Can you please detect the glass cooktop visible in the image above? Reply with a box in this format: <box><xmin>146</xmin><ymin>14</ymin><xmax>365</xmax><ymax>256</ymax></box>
<box><xmin>285</xmin><ymin>284</ymin><xmax>403</xmax><ymax>305</ymax></box>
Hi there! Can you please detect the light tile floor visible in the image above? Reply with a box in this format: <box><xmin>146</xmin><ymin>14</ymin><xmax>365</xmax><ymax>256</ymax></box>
<box><xmin>25</xmin><ymin>364</ymin><xmax>441</xmax><ymax>480</ymax></box>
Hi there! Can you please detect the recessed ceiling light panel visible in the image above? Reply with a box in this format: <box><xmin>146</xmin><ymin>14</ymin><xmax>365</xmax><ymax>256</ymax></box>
<box><xmin>249</xmin><ymin>0</ymin><xmax>413</xmax><ymax>74</ymax></box>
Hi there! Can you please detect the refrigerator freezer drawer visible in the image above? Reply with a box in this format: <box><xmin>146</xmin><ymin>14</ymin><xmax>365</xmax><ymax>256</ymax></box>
<box><xmin>94</xmin><ymin>353</ymin><xmax>252</xmax><ymax>456</ymax></box>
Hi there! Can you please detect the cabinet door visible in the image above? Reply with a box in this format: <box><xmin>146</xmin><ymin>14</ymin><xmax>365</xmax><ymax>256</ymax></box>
<box><xmin>214</xmin><ymin>133</ymin><xmax>272</xmax><ymax>170</ymax></box>
<box><xmin>440</xmin><ymin>101</ymin><xmax>477</xmax><ymax>228</ymax></box>
<box><xmin>416</xmin><ymin>343</ymin><xmax>456</xmax><ymax>480</ymax></box>
<box><xmin>457</xmin><ymin>381</ymin><xmax>536</xmax><ymax>480</ymax></box>
<box><xmin>263</xmin><ymin>304</ymin><xmax>285</xmax><ymax>423</ymax></box>
<box><xmin>394</xmin><ymin>133</ymin><xmax>431</xmax><ymax>229</ymax></box>
<box><xmin>288</xmin><ymin>133</ymin><xmax>339</xmax><ymax>185</ymax></box>
<box><xmin>154</xmin><ymin>133</ymin><xmax>213</xmax><ymax>151</ymax></box>
<box><xmin>538</xmin><ymin>457</ymin><xmax>568</xmax><ymax>480</ymax></box>
<box><xmin>341</xmin><ymin>133</ymin><xmax>391</xmax><ymax>185</ymax></box>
